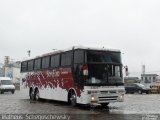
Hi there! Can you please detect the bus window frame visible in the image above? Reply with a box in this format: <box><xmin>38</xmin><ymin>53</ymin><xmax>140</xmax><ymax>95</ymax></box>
<box><xmin>60</xmin><ymin>51</ymin><xmax>73</xmax><ymax>67</ymax></box>
<box><xmin>74</xmin><ymin>49</ymin><xmax>85</xmax><ymax>64</ymax></box>
<box><xmin>50</xmin><ymin>54</ymin><xmax>60</xmax><ymax>68</ymax></box>
<box><xmin>28</xmin><ymin>60</ymin><xmax>34</xmax><ymax>71</ymax></box>
<box><xmin>21</xmin><ymin>61</ymin><xmax>28</xmax><ymax>72</ymax></box>
<box><xmin>86</xmin><ymin>50</ymin><xmax>122</xmax><ymax>64</ymax></box>
<box><xmin>34</xmin><ymin>58</ymin><xmax>42</xmax><ymax>70</ymax></box>
<box><xmin>42</xmin><ymin>56</ymin><xmax>50</xmax><ymax>69</ymax></box>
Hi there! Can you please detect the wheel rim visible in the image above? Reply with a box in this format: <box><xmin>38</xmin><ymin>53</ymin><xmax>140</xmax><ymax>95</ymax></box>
<box><xmin>35</xmin><ymin>91</ymin><xmax>40</xmax><ymax>100</ymax></box>
<box><xmin>30</xmin><ymin>91</ymin><xmax>34</xmax><ymax>100</ymax></box>
<box><xmin>138</xmin><ymin>90</ymin><xmax>141</xmax><ymax>94</ymax></box>
<box><xmin>70</xmin><ymin>94</ymin><xmax>76</xmax><ymax>106</ymax></box>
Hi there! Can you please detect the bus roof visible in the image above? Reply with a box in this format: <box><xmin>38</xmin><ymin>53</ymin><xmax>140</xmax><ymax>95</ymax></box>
<box><xmin>22</xmin><ymin>46</ymin><xmax>121</xmax><ymax>61</ymax></box>
<box><xmin>73</xmin><ymin>46</ymin><xmax>121</xmax><ymax>52</ymax></box>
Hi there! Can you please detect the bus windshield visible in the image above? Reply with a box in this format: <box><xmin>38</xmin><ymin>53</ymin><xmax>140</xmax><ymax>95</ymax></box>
<box><xmin>87</xmin><ymin>51</ymin><xmax>121</xmax><ymax>63</ymax></box>
<box><xmin>85</xmin><ymin>51</ymin><xmax>123</xmax><ymax>86</ymax></box>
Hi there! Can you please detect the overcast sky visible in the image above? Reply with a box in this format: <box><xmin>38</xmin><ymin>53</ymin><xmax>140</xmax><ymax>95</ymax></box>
<box><xmin>0</xmin><ymin>0</ymin><xmax>160</xmax><ymax>76</ymax></box>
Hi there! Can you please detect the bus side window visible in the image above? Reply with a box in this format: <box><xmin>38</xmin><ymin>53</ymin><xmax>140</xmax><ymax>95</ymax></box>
<box><xmin>61</xmin><ymin>51</ymin><xmax>72</xmax><ymax>67</ymax></box>
<box><xmin>28</xmin><ymin>60</ymin><xmax>34</xmax><ymax>71</ymax></box>
<box><xmin>21</xmin><ymin>61</ymin><xmax>28</xmax><ymax>72</ymax></box>
<box><xmin>74</xmin><ymin>50</ymin><xmax>84</xmax><ymax>64</ymax></box>
<box><xmin>51</xmin><ymin>54</ymin><xmax>60</xmax><ymax>68</ymax></box>
<box><xmin>66</xmin><ymin>52</ymin><xmax>72</xmax><ymax>66</ymax></box>
<box><xmin>74</xmin><ymin>50</ymin><xmax>84</xmax><ymax>87</ymax></box>
<box><xmin>34</xmin><ymin>58</ymin><xmax>41</xmax><ymax>70</ymax></box>
<box><xmin>61</xmin><ymin>53</ymin><xmax>65</xmax><ymax>66</ymax></box>
<box><xmin>42</xmin><ymin>56</ymin><xmax>50</xmax><ymax>69</ymax></box>
<box><xmin>74</xmin><ymin>50</ymin><xmax>84</xmax><ymax>76</ymax></box>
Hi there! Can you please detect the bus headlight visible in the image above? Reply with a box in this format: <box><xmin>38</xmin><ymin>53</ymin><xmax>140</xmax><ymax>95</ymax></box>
<box><xmin>119</xmin><ymin>95</ymin><xmax>123</xmax><ymax>99</ymax></box>
<box><xmin>91</xmin><ymin>95</ymin><xmax>97</xmax><ymax>102</ymax></box>
<box><xmin>118</xmin><ymin>94</ymin><xmax>124</xmax><ymax>101</ymax></box>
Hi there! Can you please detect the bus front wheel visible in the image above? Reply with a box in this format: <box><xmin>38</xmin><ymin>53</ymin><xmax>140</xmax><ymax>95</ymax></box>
<box><xmin>69</xmin><ymin>92</ymin><xmax>77</xmax><ymax>107</ymax></box>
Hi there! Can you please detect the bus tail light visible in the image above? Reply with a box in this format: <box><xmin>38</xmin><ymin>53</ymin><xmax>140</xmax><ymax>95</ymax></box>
<box><xmin>83</xmin><ymin>65</ymin><xmax>88</xmax><ymax>76</ymax></box>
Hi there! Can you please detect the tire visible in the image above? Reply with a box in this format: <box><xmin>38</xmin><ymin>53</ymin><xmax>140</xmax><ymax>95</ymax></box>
<box><xmin>138</xmin><ymin>90</ymin><xmax>142</xmax><ymax>94</ymax></box>
<box><xmin>0</xmin><ymin>91</ymin><xmax>4</xmax><ymax>94</ymax></box>
<box><xmin>146</xmin><ymin>91</ymin><xmax>150</xmax><ymax>94</ymax></box>
<box><xmin>69</xmin><ymin>92</ymin><xmax>77</xmax><ymax>107</ymax></box>
<box><xmin>12</xmin><ymin>90</ymin><xmax>15</xmax><ymax>94</ymax></box>
<box><xmin>29</xmin><ymin>89</ymin><xmax>34</xmax><ymax>100</ymax></box>
<box><xmin>34</xmin><ymin>89</ymin><xmax>40</xmax><ymax>101</ymax></box>
<box><xmin>101</xmin><ymin>103</ymin><xmax>109</xmax><ymax>108</ymax></box>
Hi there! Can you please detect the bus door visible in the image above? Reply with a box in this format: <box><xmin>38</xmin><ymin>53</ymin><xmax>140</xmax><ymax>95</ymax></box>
<box><xmin>73</xmin><ymin>50</ymin><xmax>85</xmax><ymax>88</ymax></box>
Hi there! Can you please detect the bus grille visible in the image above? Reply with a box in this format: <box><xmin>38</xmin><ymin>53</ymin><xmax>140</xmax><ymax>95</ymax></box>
<box><xmin>98</xmin><ymin>96</ymin><xmax>118</xmax><ymax>102</ymax></box>
<box><xmin>101</xmin><ymin>91</ymin><xmax>117</xmax><ymax>94</ymax></box>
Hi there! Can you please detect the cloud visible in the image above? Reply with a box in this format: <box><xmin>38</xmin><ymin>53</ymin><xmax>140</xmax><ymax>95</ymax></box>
<box><xmin>0</xmin><ymin>0</ymin><xmax>160</xmax><ymax>76</ymax></box>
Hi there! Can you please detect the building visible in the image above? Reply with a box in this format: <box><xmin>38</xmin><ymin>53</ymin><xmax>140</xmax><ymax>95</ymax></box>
<box><xmin>0</xmin><ymin>63</ymin><xmax>4</xmax><ymax>77</ymax></box>
<box><xmin>4</xmin><ymin>61</ymin><xmax>21</xmax><ymax>83</ymax></box>
<box><xmin>124</xmin><ymin>77</ymin><xmax>141</xmax><ymax>84</ymax></box>
<box><xmin>0</xmin><ymin>67</ymin><xmax>4</xmax><ymax>77</ymax></box>
<box><xmin>141</xmin><ymin>74</ymin><xmax>159</xmax><ymax>87</ymax></box>
<box><xmin>0</xmin><ymin>56</ymin><xmax>21</xmax><ymax>83</ymax></box>
<box><xmin>141</xmin><ymin>74</ymin><xmax>158</xmax><ymax>83</ymax></box>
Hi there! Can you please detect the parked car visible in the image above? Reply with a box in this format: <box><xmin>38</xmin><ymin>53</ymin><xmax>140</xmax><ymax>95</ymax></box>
<box><xmin>150</xmin><ymin>82</ymin><xmax>160</xmax><ymax>94</ymax></box>
<box><xmin>0</xmin><ymin>77</ymin><xmax>15</xmax><ymax>94</ymax></box>
<box><xmin>125</xmin><ymin>83</ymin><xmax>151</xmax><ymax>94</ymax></box>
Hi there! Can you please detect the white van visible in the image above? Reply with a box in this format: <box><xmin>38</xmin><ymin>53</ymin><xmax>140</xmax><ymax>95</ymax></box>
<box><xmin>0</xmin><ymin>77</ymin><xmax>15</xmax><ymax>94</ymax></box>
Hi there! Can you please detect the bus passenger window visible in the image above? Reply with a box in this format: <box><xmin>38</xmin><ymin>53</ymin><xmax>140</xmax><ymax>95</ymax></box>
<box><xmin>21</xmin><ymin>61</ymin><xmax>27</xmax><ymax>72</ymax></box>
<box><xmin>74</xmin><ymin>50</ymin><xmax>84</xmax><ymax>64</ymax></box>
<box><xmin>34</xmin><ymin>58</ymin><xmax>41</xmax><ymax>70</ymax></box>
<box><xmin>61</xmin><ymin>52</ymin><xmax>72</xmax><ymax>66</ymax></box>
<box><xmin>66</xmin><ymin>52</ymin><xmax>72</xmax><ymax>66</ymax></box>
<box><xmin>42</xmin><ymin>56</ymin><xmax>50</xmax><ymax>69</ymax></box>
<box><xmin>51</xmin><ymin>54</ymin><xmax>60</xmax><ymax>68</ymax></box>
<box><xmin>28</xmin><ymin>60</ymin><xmax>34</xmax><ymax>71</ymax></box>
<box><xmin>61</xmin><ymin>53</ymin><xmax>65</xmax><ymax>66</ymax></box>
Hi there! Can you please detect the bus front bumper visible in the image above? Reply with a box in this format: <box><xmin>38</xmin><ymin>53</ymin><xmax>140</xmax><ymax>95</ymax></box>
<box><xmin>88</xmin><ymin>93</ymin><xmax>124</xmax><ymax>105</ymax></box>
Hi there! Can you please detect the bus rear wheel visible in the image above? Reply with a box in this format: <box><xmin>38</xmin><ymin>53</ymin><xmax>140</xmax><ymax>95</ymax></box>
<box><xmin>34</xmin><ymin>89</ymin><xmax>40</xmax><ymax>101</ymax></box>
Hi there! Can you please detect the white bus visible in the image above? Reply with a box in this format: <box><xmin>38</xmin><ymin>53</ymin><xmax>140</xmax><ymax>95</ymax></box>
<box><xmin>20</xmin><ymin>46</ymin><xmax>125</xmax><ymax>107</ymax></box>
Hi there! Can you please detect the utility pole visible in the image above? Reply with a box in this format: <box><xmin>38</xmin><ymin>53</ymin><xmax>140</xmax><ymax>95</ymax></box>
<box><xmin>125</xmin><ymin>65</ymin><xmax>129</xmax><ymax>77</ymax></box>
<box><xmin>27</xmin><ymin>50</ymin><xmax>31</xmax><ymax>57</ymax></box>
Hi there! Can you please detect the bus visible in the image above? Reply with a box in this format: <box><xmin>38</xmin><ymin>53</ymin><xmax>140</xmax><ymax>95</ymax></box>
<box><xmin>20</xmin><ymin>46</ymin><xmax>125</xmax><ymax>107</ymax></box>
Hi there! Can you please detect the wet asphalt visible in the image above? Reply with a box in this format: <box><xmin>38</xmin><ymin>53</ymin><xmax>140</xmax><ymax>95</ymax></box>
<box><xmin>0</xmin><ymin>91</ymin><xmax>160</xmax><ymax>120</ymax></box>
